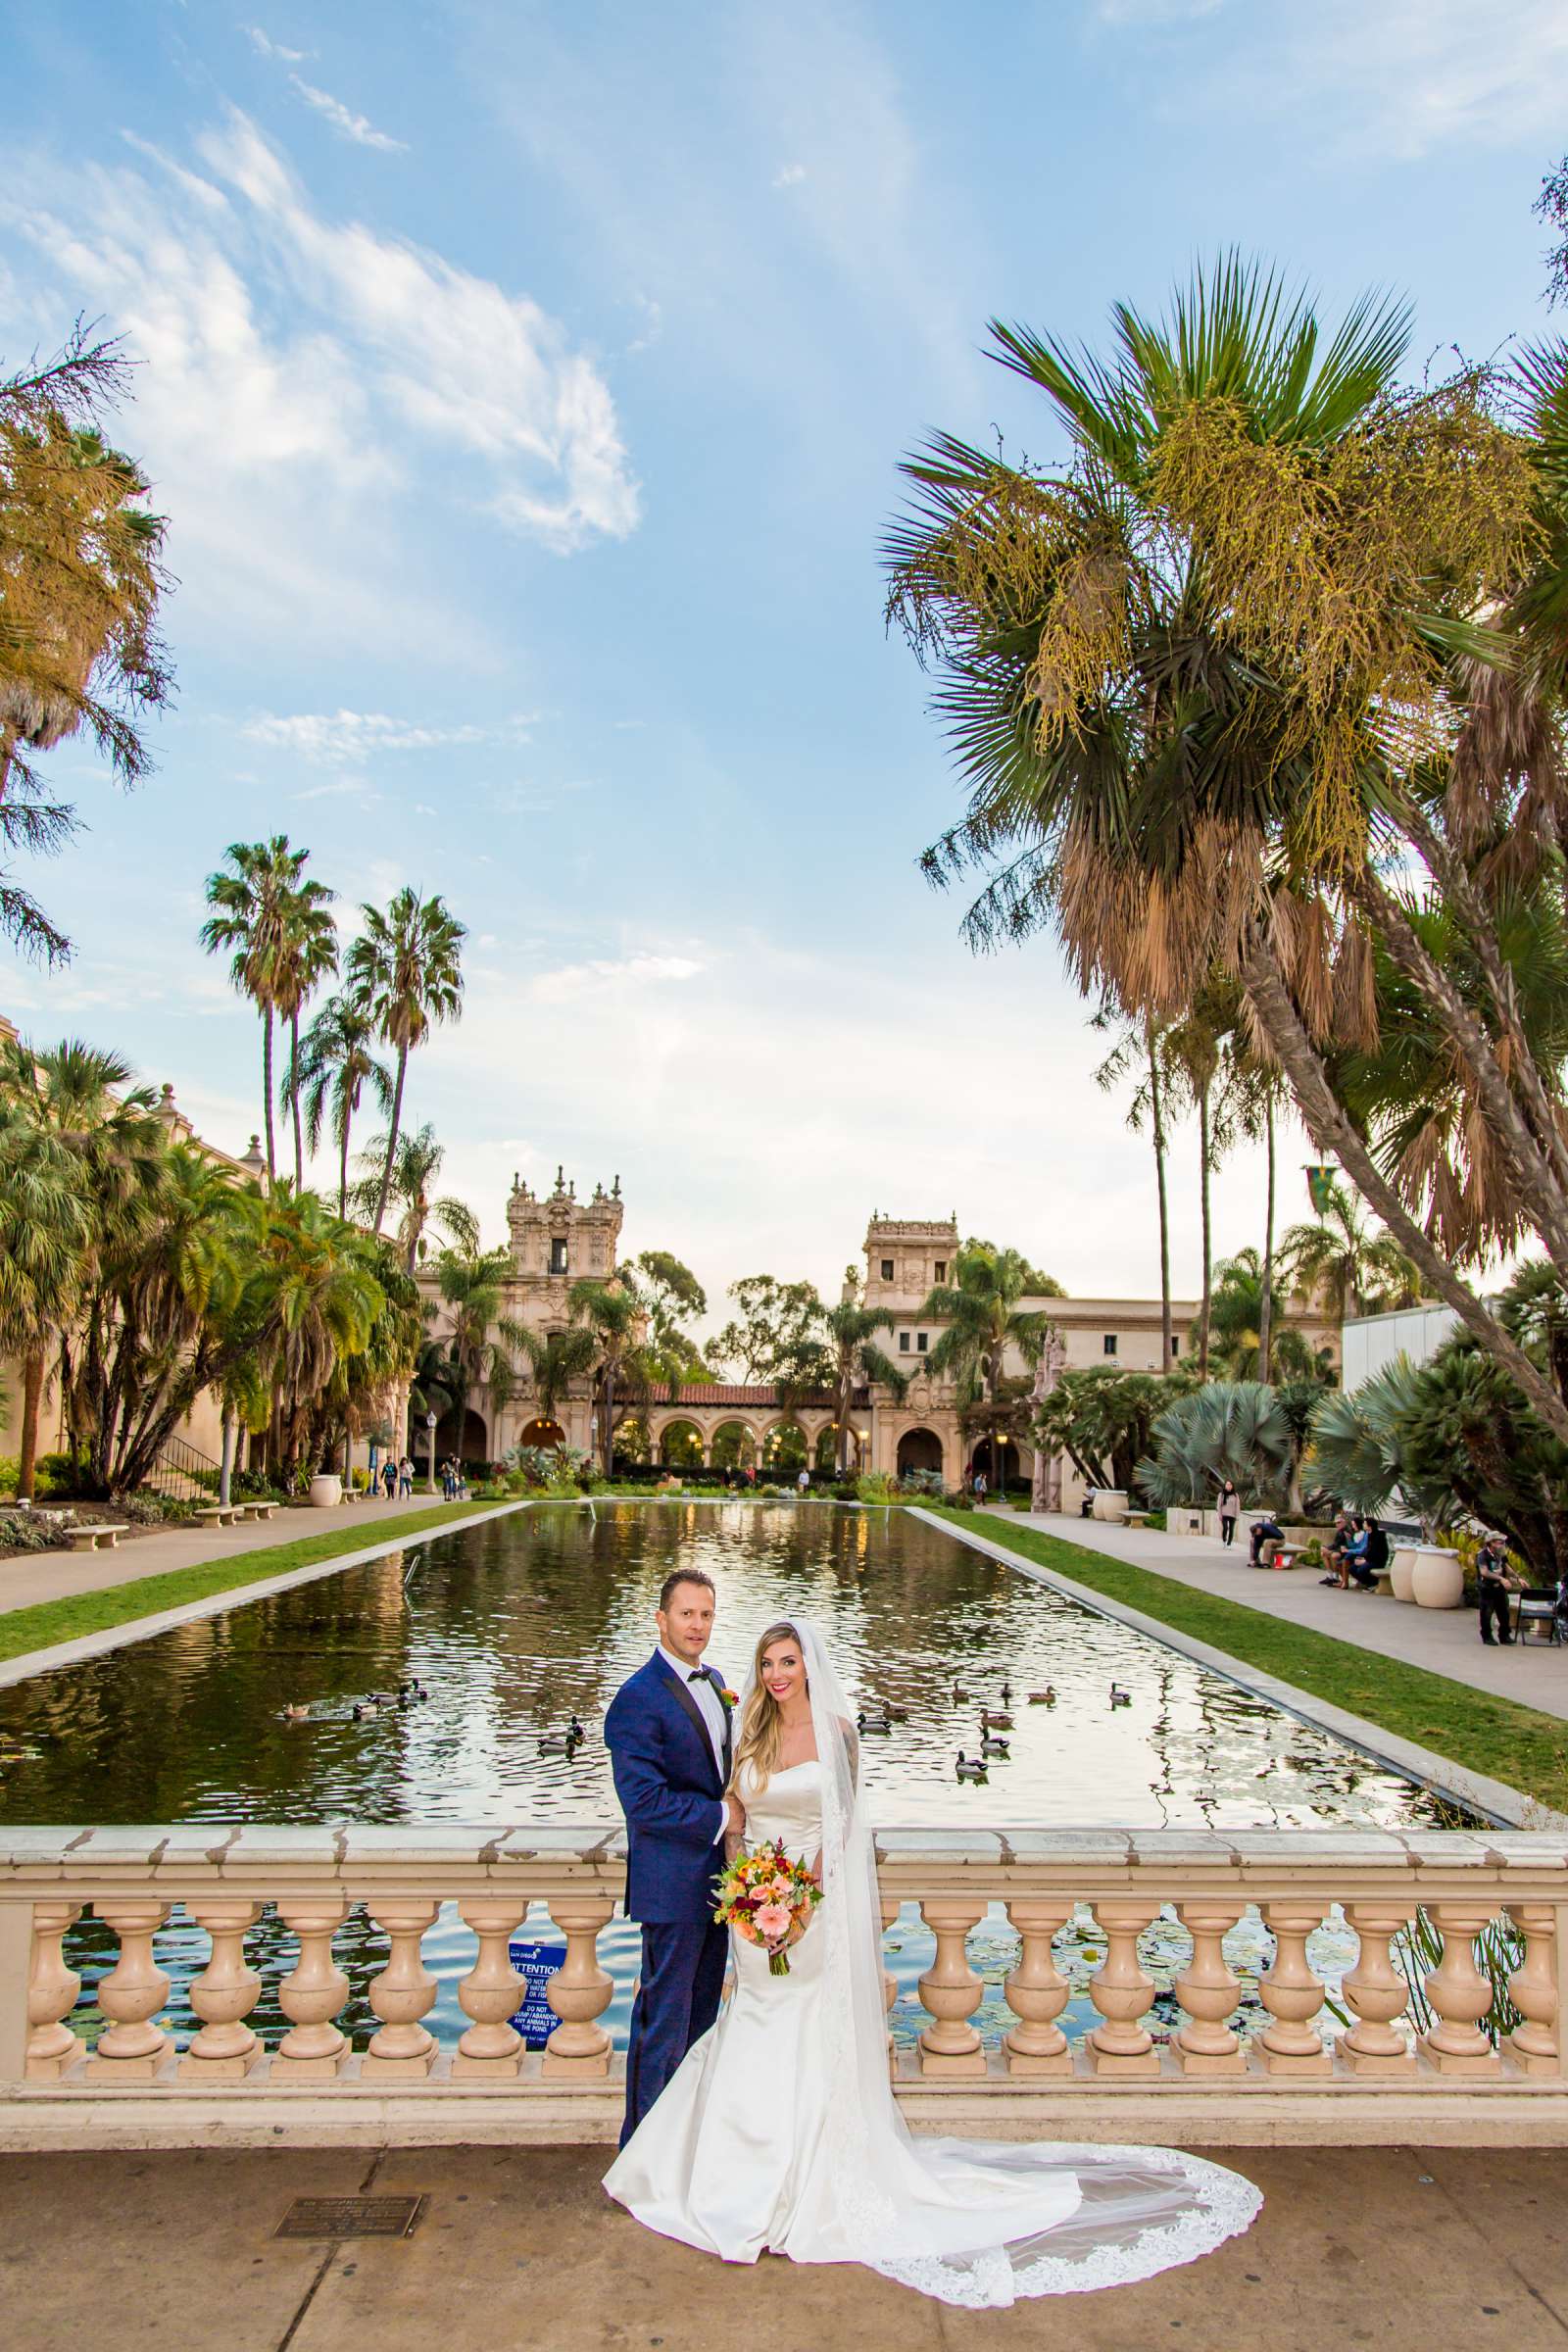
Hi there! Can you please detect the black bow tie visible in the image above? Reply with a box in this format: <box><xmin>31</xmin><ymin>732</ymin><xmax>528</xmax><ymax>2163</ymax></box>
<box><xmin>687</xmin><ymin>1668</ymin><xmax>709</xmax><ymax>1684</ymax></box>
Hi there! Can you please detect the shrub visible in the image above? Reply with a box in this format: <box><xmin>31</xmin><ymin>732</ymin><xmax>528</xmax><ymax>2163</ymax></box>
<box><xmin>119</xmin><ymin>1494</ymin><xmax>195</xmax><ymax>1526</ymax></box>
<box><xmin>0</xmin><ymin>1454</ymin><xmax>17</xmax><ymax>1496</ymax></box>
<box><xmin>856</xmin><ymin>1471</ymin><xmax>898</xmax><ymax>1503</ymax></box>
<box><xmin>31</xmin><ymin>1451</ymin><xmax>82</xmax><ymax>1500</ymax></box>
<box><xmin>942</xmin><ymin>1488</ymin><xmax>975</xmax><ymax>1510</ymax></box>
<box><xmin>0</xmin><ymin>1507</ymin><xmax>73</xmax><ymax>1554</ymax></box>
<box><xmin>231</xmin><ymin>1467</ymin><xmax>284</xmax><ymax>1502</ymax></box>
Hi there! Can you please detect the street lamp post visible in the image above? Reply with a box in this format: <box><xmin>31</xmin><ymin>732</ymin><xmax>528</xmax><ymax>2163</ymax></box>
<box><xmin>425</xmin><ymin>1409</ymin><xmax>438</xmax><ymax>1496</ymax></box>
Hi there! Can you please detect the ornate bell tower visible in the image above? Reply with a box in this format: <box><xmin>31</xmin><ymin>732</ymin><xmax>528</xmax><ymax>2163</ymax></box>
<box><xmin>506</xmin><ymin>1166</ymin><xmax>624</xmax><ymax>1304</ymax></box>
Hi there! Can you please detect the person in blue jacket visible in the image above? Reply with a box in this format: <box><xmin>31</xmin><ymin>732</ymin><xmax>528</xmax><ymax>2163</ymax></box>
<box><xmin>605</xmin><ymin>1567</ymin><xmax>745</xmax><ymax>2145</ymax></box>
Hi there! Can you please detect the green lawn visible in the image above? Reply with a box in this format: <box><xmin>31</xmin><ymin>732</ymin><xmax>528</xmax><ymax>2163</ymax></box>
<box><xmin>0</xmin><ymin>1500</ymin><xmax>512</xmax><ymax>1667</ymax></box>
<box><xmin>929</xmin><ymin>1508</ymin><xmax>1568</xmax><ymax>1818</ymax></box>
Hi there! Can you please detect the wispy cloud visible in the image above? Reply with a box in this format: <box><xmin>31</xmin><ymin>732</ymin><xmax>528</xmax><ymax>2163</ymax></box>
<box><xmin>289</xmin><ymin>75</ymin><xmax>406</xmax><ymax>153</ymax></box>
<box><xmin>771</xmin><ymin>162</ymin><xmax>807</xmax><ymax>189</ymax></box>
<box><xmin>243</xmin><ymin>710</ymin><xmax>536</xmax><ymax>762</ymax></box>
<box><xmin>246</xmin><ymin>26</ymin><xmax>309</xmax><ymax>65</ymax></box>
<box><xmin>530</xmin><ymin>952</ymin><xmax>705</xmax><ymax>1004</ymax></box>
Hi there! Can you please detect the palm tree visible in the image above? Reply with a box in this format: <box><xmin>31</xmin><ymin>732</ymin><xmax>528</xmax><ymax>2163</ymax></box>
<box><xmin>201</xmin><ymin>837</ymin><xmax>315</xmax><ymax>1189</ymax></box>
<box><xmin>886</xmin><ymin>256</ymin><xmax>1568</xmax><ymax>1444</ymax></box>
<box><xmin>1197</xmin><ymin>1248</ymin><xmax>1333</xmax><ymax>1382</ymax></box>
<box><xmin>0</xmin><ymin>1035</ymin><xmax>165</xmax><ymax>1495</ymax></box>
<box><xmin>349</xmin><ymin>1122</ymin><xmax>478</xmax><ymax>1274</ymax></box>
<box><xmin>823</xmin><ymin>1275</ymin><xmax>906</xmax><ymax>1472</ymax></box>
<box><xmin>568</xmin><ymin>1277</ymin><xmax>649</xmax><ymax>1474</ymax></box>
<box><xmin>1279</xmin><ymin>1180</ymin><xmax>1422</xmax><ymax>1323</ymax></box>
<box><xmin>920</xmin><ymin>1243</ymin><xmax>1054</xmax><ymax>1477</ymax></box>
<box><xmin>255</xmin><ymin>1190</ymin><xmax>385</xmax><ymax>1472</ymax></box>
<box><xmin>273</xmin><ymin>867</ymin><xmax>338</xmax><ymax>1192</ymax></box>
<box><xmin>1138</xmin><ymin>1380</ymin><xmax>1297</xmax><ymax>1509</ymax></box>
<box><xmin>0</xmin><ymin>332</ymin><xmax>172</xmax><ymax>958</ymax></box>
<box><xmin>1093</xmin><ymin>1009</ymin><xmax>1175</xmax><ymax>1366</ymax></box>
<box><xmin>292</xmin><ymin>993</ymin><xmax>394</xmax><ymax>1215</ymax></box>
<box><xmin>345</xmin><ymin>888</ymin><xmax>466</xmax><ymax>1235</ymax></box>
<box><xmin>434</xmin><ymin>1246</ymin><xmax>531</xmax><ymax>1467</ymax></box>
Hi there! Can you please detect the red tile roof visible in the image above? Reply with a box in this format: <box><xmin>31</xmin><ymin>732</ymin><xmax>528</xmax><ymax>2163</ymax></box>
<box><xmin>652</xmin><ymin>1384</ymin><xmax>867</xmax><ymax>1410</ymax></box>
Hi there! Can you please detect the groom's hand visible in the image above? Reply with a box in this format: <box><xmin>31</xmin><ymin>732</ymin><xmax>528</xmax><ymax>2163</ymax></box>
<box><xmin>724</xmin><ymin>1790</ymin><xmax>746</xmax><ymax>1838</ymax></box>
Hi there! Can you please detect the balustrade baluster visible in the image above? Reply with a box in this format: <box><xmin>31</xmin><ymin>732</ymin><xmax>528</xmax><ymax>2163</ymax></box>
<box><xmin>1173</xmin><ymin>1902</ymin><xmax>1245</xmax><ymax>2073</ymax></box>
<box><xmin>364</xmin><ymin>1900</ymin><xmax>440</xmax><ymax>2078</ymax></box>
<box><xmin>180</xmin><ymin>1902</ymin><xmax>264</xmax><ymax>2079</ymax></box>
<box><xmin>1341</xmin><ymin>1904</ymin><xmax>1417</xmax><ymax>2076</ymax></box>
<box><xmin>1257</xmin><ymin>1904</ymin><xmax>1331</xmax><ymax>2076</ymax></box>
<box><xmin>879</xmin><ymin>1896</ymin><xmax>901</xmax><ymax>2073</ymax></box>
<box><xmin>1420</xmin><ymin>1904</ymin><xmax>1501</xmax><ymax>2076</ymax></box>
<box><xmin>916</xmin><ymin>1900</ymin><xmax>986</xmax><ymax>2077</ymax></box>
<box><xmin>1003</xmin><ymin>1899</ymin><xmax>1072</xmax><ymax>2076</ymax></box>
<box><xmin>1085</xmin><ymin>1901</ymin><xmax>1160</xmax><ymax>2076</ymax></box>
<box><xmin>542</xmin><ymin>1896</ymin><xmax>615</xmax><ymax>2078</ymax></box>
<box><xmin>454</xmin><ymin>1899</ymin><xmax>528</xmax><ymax>2077</ymax></box>
<box><xmin>274</xmin><ymin>1901</ymin><xmax>352</xmax><ymax>2077</ymax></box>
<box><xmin>86</xmin><ymin>1901</ymin><xmax>172</xmax><ymax>2080</ymax></box>
<box><xmin>25</xmin><ymin>1902</ymin><xmax>82</xmax><ymax>2081</ymax></box>
<box><xmin>1506</xmin><ymin>1904</ymin><xmax>1559</xmax><ymax>2077</ymax></box>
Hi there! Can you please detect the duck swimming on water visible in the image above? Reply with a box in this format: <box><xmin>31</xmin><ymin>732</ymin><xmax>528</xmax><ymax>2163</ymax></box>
<box><xmin>955</xmin><ymin>1752</ymin><xmax>988</xmax><ymax>1781</ymax></box>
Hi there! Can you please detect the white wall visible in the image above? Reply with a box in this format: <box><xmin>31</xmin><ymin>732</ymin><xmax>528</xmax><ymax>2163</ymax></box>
<box><xmin>1341</xmin><ymin>1303</ymin><xmax>1458</xmax><ymax>1391</ymax></box>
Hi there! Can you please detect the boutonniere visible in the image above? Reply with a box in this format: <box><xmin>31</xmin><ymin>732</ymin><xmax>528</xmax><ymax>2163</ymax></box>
<box><xmin>716</xmin><ymin>1686</ymin><xmax>739</xmax><ymax>1708</ymax></box>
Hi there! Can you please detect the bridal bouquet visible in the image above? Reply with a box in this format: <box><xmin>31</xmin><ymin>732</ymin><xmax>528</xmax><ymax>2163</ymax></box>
<box><xmin>714</xmin><ymin>1839</ymin><xmax>823</xmax><ymax>1977</ymax></box>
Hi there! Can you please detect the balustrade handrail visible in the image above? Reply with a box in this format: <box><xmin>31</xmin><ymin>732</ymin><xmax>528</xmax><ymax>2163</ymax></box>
<box><xmin>4</xmin><ymin>1823</ymin><xmax>1567</xmax><ymax>2105</ymax></box>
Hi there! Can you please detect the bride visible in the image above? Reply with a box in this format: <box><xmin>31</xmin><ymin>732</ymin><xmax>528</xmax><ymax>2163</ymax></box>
<box><xmin>604</xmin><ymin>1614</ymin><xmax>1261</xmax><ymax>2307</ymax></box>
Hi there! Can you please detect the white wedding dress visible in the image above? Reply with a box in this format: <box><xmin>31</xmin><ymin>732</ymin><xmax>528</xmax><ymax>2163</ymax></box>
<box><xmin>604</xmin><ymin>1620</ymin><xmax>1261</xmax><ymax>2308</ymax></box>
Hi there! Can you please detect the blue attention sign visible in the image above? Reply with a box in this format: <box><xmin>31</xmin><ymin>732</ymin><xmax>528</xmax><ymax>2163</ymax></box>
<box><xmin>508</xmin><ymin>1937</ymin><xmax>567</xmax><ymax>2049</ymax></box>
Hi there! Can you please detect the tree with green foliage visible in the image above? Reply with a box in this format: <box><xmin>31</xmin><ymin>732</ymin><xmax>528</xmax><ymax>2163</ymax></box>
<box><xmin>886</xmin><ymin>253</ymin><xmax>1568</xmax><ymax>1446</ymax></box>
<box><xmin>1034</xmin><ymin>1362</ymin><xmax>1199</xmax><ymax>1494</ymax></box>
<box><xmin>1279</xmin><ymin>1179</ymin><xmax>1421</xmax><ymax>1323</ymax></box>
<box><xmin>345</xmin><ymin>887</ymin><xmax>466</xmax><ymax>1236</ymax></box>
<box><xmin>201</xmin><ymin>837</ymin><xmax>320</xmax><ymax>1189</ymax></box>
<box><xmin>1196</xmin><ymin>1247</ymin><xmax>1336</xmax><ymax>1383</ymax></box>
<box><xmin>712</xmin><ymin>1275</ymin><xmax>832</xmax><ymax>1398</ymax></box>
<box><xmin>921</xmin><ymin>1242</ymin><xmax>1054</xmax><ymax>1469</ymax></box>
<box><xmin>291</xmin><ymin>992</ymin><xmax>394</xmax><ymax>1215</ymax></box>
<box><xmin>433</xmin><ymin>1246</ymin><xmax>531</xmax><ymax>1463</ymax></box>
<box><xmin>626</xmin><ymin>1250</ymin><xmax>711</xmax><ymax>1394</ymax></box>
<box><xmin>1137</xmin><ymin>1380</ymin><xmax>1298</xmax><ymax>1510</ymax></box>
<box><xmin>350</xmin><ymin>1122</ymin><xmax>477</xmax><ymax>1276</ymax></box>
<box><xmin>0</xmin><ymin>329</ymin><xmax>172</xmax><ymax>960</ymax></box>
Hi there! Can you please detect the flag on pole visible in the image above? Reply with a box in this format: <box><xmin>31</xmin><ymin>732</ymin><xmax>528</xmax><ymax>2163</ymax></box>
<box><xmin>1304</xmin><ymin>1163</ymin><xmax>1338</xmax><ymax>1215</ymax></box>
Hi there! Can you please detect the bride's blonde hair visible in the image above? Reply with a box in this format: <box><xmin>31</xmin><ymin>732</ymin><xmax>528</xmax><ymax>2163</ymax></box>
<box><xmin>731</xmin><ymin>1620</ymin><xmax>808</xmax><ymax>1797</ymax></box>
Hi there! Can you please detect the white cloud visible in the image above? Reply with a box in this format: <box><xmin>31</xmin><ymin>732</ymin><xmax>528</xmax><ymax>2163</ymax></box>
<box><xmin>244</xmin><ymin>709</ymin><xmax>534</xmax><ymax>762</ymax></box>
<box><xmin>530</xmin><ymin>952</ymin><xmax>705</xmax><ymax>1004</ymax></box>
<box><xmin>0</xmin><ymin>110</ymin><xmax>639</xmax><ymax>665</ymax></box>
<box><xmin>1092</xmin><ymin>0</ymin><xmax>1568</xmax><ymax>157</ymax></box>
<box><xmin>771</xmin><ymin>162</ymin><xmax>807</xmax><ymax>189</ymax></box>
<box><xmin>246</xmin><ymin>26</ymin><xmax>309</xmax><ymax>65</ymax></box>
<box><xmin>288</xmin><ymin>75</ymin><xmax>406</xmax><ymax>153</ymax></box>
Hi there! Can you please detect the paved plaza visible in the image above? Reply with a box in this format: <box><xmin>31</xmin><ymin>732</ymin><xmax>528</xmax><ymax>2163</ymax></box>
<box><xmin>3</xmin><ymin>2139</ymin><xmax>1566</xmax><ymax>2352</ymax></box>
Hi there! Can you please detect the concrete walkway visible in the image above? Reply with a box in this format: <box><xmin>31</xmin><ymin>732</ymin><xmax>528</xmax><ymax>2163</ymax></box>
<box><xmin>4</xmin><ymin>2140</ymin><xmax>1566</xmax><ymax>2352</ymax></box>
<box><xmin>0</xmin><ymin>1490</ymin><xmax>458</xmax><ymax>1616</ymax></box>
<box><xmin>992</xmin><ymin>1509</ymin><xmax>1568</xmax><ymax>1722</ymax></box>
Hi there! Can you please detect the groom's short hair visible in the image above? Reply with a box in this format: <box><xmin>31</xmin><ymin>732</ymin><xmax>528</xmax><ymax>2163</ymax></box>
<box><xmin>659</xmin><ymin>1568</ymin><xmax>715</xmax><ymax>1611</ymax></box>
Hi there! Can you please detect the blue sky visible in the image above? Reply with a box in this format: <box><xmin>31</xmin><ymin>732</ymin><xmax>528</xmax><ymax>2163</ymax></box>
<box><xmin>4</xmin><ymin>0</ymin><xmax>1567</xmax><ymax>1314</ymax></box>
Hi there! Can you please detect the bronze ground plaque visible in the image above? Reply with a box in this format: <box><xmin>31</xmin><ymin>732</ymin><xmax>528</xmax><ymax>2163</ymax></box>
<box><xmin>274</xmin><ymin>2195</ymin><xmax>425</xmax><ymax>2240</ymax></box>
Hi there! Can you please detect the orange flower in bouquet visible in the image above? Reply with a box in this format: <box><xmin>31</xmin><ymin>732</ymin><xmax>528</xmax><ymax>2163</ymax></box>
<box><xmin>713</xmin><ymin>1837</ymin><xmax>823</xmax><ymax>1977</ymax></box>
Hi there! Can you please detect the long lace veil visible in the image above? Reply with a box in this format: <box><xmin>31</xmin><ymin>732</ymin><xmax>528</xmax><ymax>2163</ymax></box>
<box><xmin>737</xmin><ymin>1614</ymin><xmax>1261</xmax><ymax>2307</ymax></box>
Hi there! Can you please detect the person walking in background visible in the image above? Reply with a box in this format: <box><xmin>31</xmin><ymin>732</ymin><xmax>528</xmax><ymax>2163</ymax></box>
<box><xmin>1216</xmin><ymin>1482</ymin><xmax>1240</xmax><ymax>1547</ymax></box>
<box><xmin>382</xmin><ymin>1454</ymin><xmax>397</xmax><ymax>1500</ymax></box>
<box><xmin>398</xmin><ymin>1453</ymin><xmax>414</xmax><ymax>1497</ymax></box>
<box><xmin>974</xmin><ymin>1467</ymin><xmax>988</xmax><ymax>1508</ymax></box>
<box><xmin>1477</xmin><ymin>1535</ymin><xmax>1520</xmax><ymax>1644</ymax></box>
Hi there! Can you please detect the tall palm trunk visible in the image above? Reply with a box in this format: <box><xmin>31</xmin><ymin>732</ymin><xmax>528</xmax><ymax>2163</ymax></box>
<box><xmin>373</xmin><ymin>1046</ymin><xmax>409</xmax><ymax>1235</ymax></box>
<box><xmin>1257</xmin><ymin>1100</ymin><xmax>1276</xmax><ymax>1385</ymax></box>
<box><xmin>337</xmin><ymin>1101</ymin><xmax>351</xmax><ymax>1218</ymax></box>
<box><xmin>1147</xmin><ymin>1018</ymin><xmax>1172</xmax><ymax>1369</ymax></box>
<box><xmin>219</xmin><ymin>1407</ymin><xmax>235</xmax><ymax>1511</ymax></box>
<box><xmin>1240</xmin><ymin>925</ymin><xmax>1568</xmax><ymax>1445</ymax></box>
<box><xmin>1198</xmin><ymin>1081</ymin><xmax>1212</xmax><ymax>1380</ymax></box>
<box><xmin>262</xmin><ymin>1007</ymin><xmax>277</xmax><ymax>1190</ymax></box>
<box><xmin>603</xmin><ymin>1362</ymin><xmax>616</xmax><ymax>1475</ymax></box>
<box><xmin>290</xmin><ymin>1009</ymin><xmax>304</xmax><ymax>1193</ymax></box>
<box><xmin>18</xmin><ymin>1344</ymin><xmax>45</xmax><ymax>1501</ymax></box>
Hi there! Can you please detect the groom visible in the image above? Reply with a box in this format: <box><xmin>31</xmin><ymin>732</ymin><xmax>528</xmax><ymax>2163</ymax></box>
<box><xmin>605</xmin><ymin>1566</ymin><xmax>743</xmax><ymax>2146</ymax></box>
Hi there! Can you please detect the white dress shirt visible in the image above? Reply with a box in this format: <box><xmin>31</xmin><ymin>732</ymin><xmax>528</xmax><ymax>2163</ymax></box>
<box><xmin>659</xmin><ymin>1644</ymin><xmax>729</xmax><ymax>1844</ymax></box>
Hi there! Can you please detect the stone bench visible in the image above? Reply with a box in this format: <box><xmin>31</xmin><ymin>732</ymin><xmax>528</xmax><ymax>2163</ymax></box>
<box><xmin>233</xmin><ymin>1501</ymin><xmax>277</xmax><ymax>1522</ymax></box>
<box><xmin>193</xmin><ymin>1504</ymin><xmax>241</xmax><ymax>1528</ymax></box>
<box><xmin>63</xmin><ymin>1523</ymin><xmax>128</xmax><ymax>1552</ymax></box>
<box><xmin>1123</xmin><ymin>1511</ymin><xmax>1153</xmax><ymax>1529</ymax></box>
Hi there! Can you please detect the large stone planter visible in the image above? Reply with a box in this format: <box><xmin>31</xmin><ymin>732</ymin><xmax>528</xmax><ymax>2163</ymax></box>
<box><xmin>1092</xmin><ymin>1489</ymin><xmax>1128</xmax><ymax>1523</ymax></box>
<box><xmin>307</xmin><ymin>1473</ymin><xmax>343</xmax><ymax>1510</ymax></box>
<box><xmin>1390</xmin><ymin>1544</ymin><xmax>1418</xmax><ymax>1603</ymax></box>
<box><xmin>1410</xmin><ymin>1544</ymin><xmax>1464</xmax><ymax>1610</ymax></box>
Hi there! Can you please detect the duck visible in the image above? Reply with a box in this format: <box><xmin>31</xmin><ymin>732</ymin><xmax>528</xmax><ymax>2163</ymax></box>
<box><xmin>351</xmin><ymin>1703</ymin><xmax>366</xmax><ymax>1722</ymax></box>
<box><xmin>367</xmin><ymin>1692</ymin><xmax>386</xmax><ymax>1710</ymax></box>
<box><xmin>857</xmin><ymin>1708</ymin><xmax>893</xmax><ymax>1736</ymax></box>
<box><xmin>1000</xmin><ymin>1682</ymin><xmax>1013</xmax><ymax>1704</ymax></box>
<box><xmin>980</xmin><ymin>1708</ymin><xmax>1013</xmax><ymax>1731</ymax></box>
<box><xmin>979</xmin><ymin>1731</ymin><xmax>1010</xmax><ymax>1756</ymax></box>
<box><xmin>281</xmin><ymin>1702</ymin><xmax>311</xmax><ymax>1722</ymax></box>
<box><xmin>955</xmin><ymin>1751</ymin><xmax>989</xmax><ymax>1781</ymax></box>
<box><xmin>951</xmin><ymin>1684</ymin><xmax>971</xmax><ymax>1704</ymax></box>
<box><xmin>1109</xmin><ymin>1683</ymin><xmax>1132</xmax><ymax>1708</ymax></box>
<box><xmin>1028</xmin><ymin>1686</ymin><xmax>1057</xmax><ymax>1705</ymax></box>
<box><xmin>539</xmin><ymin>1715</ymin><xmax>586</xmax><ymax>1756</ymax></box>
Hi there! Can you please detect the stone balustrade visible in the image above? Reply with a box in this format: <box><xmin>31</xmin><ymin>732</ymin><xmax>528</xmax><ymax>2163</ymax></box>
<box><xmin>4</xmin><ymin>1823</ymin><xmax>1568</xmax><ymax>2146</ymax></box>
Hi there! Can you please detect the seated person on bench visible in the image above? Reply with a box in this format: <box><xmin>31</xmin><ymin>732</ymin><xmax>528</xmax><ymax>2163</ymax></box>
<box><xmin>1249</xmin><ymin>1512</ymin><xmax>1284</xmax><ymax>1565</ymax></box>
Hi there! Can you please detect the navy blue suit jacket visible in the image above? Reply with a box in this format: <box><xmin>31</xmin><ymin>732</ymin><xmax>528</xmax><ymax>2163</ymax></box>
<box><xmin>605</xmin><ymin>1653</ymin><xmax>733</xmax><ymax>1924</ymax></box>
